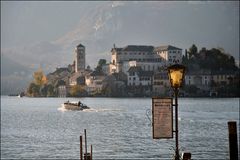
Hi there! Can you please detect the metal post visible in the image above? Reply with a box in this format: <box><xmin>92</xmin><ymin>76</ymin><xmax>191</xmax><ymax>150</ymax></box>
<box><xmin>90</xmin><ymin>145</ymin><xmax>93</xmax><ymax>160</ymax></box>
<box><xmin>84</xmin><ymin>129</ymin><xmax>87</xmax><ymax>156</ymax></box>
<box><xmin>174</xmin><ymin>88</ymin><xmax>179</xmax><ymax>160</ymax></box>
<box><xmin>228</xmin><ymin>121</ymin><xmax>238</xmax><ymax>160</ymax></box>
<box><xmin>80</xmin><ymin>136</ymin><xmax>83</xmax><ymax>160</ymax></box>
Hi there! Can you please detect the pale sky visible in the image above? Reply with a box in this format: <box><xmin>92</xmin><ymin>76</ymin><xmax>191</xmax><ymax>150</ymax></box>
<box><xmin>1</xmin><ymin>1</ymin><xmax>239</xmax><ymax>60</ymax></box>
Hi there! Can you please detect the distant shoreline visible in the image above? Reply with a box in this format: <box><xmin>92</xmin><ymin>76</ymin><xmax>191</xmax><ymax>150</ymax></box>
<box><xmin>2</xmin><ymin>95</ymin><xmax>239</xmax><ymax>98</ymax></box>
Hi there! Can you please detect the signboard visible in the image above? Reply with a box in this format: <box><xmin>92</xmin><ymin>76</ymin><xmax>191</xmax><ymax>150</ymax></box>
<box><xmin>152</xmin><ymin>98</ymin><xmax>173</xmax><ymax>139</ymax></box>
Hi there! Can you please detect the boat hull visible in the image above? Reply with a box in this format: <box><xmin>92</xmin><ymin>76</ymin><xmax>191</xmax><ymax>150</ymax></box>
<box><xmin>63</xmin><ymin>103</ymin><xmax>89</xmax><ymax>111</ymax></box>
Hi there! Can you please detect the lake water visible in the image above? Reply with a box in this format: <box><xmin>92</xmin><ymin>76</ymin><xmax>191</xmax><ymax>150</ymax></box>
<box><xmin>1</xmin><ymin>96</ymin><xmax>239</xmax><ymax>159</ymax></box>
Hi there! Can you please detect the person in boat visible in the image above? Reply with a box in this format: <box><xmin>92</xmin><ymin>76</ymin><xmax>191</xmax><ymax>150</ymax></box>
<box><xmin>78</xmin><ymin>101</ymin><xmax>81</xmax><ymax>106</ymax></box>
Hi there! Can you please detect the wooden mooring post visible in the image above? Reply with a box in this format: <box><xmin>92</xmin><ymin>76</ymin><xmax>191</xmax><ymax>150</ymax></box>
<box><xmin>80</xmin><ymin>136</ymin><xmax>83</xmax><ymax>160</ymax></box>
<box><xmin>81</xmin><ymin>129</ymin><xmax>91</xmax><ymax>160</ymax></box>
<box><xmin>90</xmin><ymin>145</ymin><xmax>93</xmax><ymax>160</ymax></box>
<box><xmin>85</xmin><ymin>129</ymin><xmax>87</xmax><ymax>157</ymax></box>
<box><xmin>228</xmin><ymin>121</ymin><xmax>238</xmax><ymax>160</ymax></box>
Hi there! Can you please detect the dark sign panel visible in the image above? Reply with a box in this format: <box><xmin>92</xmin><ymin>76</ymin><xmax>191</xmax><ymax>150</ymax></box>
<box><xmin>152</xmin><ymin>98</ymin><xmax>173</xmax><ymax>139</ymax></box>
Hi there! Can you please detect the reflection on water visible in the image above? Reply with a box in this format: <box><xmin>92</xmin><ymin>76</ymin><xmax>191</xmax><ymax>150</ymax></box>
<box><xmin>1</xmin><ymin>96</ymin><xmax>239</xmax><ymax>159</ymax></box>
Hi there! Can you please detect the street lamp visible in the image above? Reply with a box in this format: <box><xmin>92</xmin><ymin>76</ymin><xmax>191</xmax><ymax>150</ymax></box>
<box><xmin>167</xmin><ymin>64</ymin><xmax>186</xmax><ymax>160</ymax></box>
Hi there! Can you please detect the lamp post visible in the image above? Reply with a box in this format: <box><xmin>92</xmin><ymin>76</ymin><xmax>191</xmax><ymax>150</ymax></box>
<box><xmin>167</xmin><ymin>64</ymin><xmax>186</xmax><ymax>160</ymax></box>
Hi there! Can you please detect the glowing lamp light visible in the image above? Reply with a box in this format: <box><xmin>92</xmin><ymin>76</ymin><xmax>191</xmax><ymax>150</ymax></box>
<box><xmin>167</xmin><ymin>64</ymin><xmax>186</xmax><ymax>89</ymax></box>
<box><xmin>167</xmin><ymin>64</ymin><xmax>186</xmax><ymax>160</ymax></box>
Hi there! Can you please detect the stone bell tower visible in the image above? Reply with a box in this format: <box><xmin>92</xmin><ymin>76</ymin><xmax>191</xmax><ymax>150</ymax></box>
<box><xmin>74</xmin><ymin>44</ymin><xmax>85</xmax><ymax>73</ymax></box>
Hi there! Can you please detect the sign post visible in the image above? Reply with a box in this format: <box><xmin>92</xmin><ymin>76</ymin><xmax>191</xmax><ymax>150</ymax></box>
<box><xmin>152</xmin><ymin>98</ymin><xmax>173</xmax><ymax>139</ymax></box>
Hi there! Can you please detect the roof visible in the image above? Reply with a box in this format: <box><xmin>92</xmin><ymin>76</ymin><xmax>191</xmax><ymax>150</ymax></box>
<box><xmin>112</xmin><ymin>48</ymin><xmax>122</xmax><ymax>52</ymax></box>
<box><xmin>123</xmin><ymin>45</ymin><xmax>154</xmax><ymax>52</ymax></box>
<box><xmin>51</xmin><ymin>67</ymin><xmax>70</xmax><ymax>75</ymax></box>
<box><xmin>154</xmin><ymin>45</ymin><xmax>182</xmax><ymax>51</ymax></box>
<box><xmin>77</xmin><ymin>44</ymin><xmax>85</xmax><ymax>48</ymax></box>
<box><xmin>90</xmin><ymin>70</ymin><xmax>105</xmax><ymax>76</ymax></box>
<box><xmin>112</xmin><ymin>71</ymin><xmax>127</xmax><ymax>81</ymax></box>
<box><xmin>112</xmin><ymin>45</ymin><xmax>154</xmax><ymax>52</ymax></box>
<box><xmin>70</xmin><ymin>72</ymin><xmax>82</xmax><ymax>80</ymax></box>
<box><xmin>128</xmin><ymin>66</ymin><xmax>142</xmax><ymax>73</ymax></box>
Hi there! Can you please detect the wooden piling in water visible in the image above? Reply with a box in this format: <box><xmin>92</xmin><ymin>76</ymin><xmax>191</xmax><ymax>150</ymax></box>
<box><xmin>228</xmin><ymin>121</ymin><xmax>238</xmax><ymax>160</ymax></box>
<box><xmin>80</xmin><ymin>129</ymin><xmax>92</xmax><ymax>160</ymax></box>
<box><xmin>80</xmin><ymin>136</ymin><xmax>83</xmax><ymax>160</ymax></box>
<box><xmin>90</xmin><ymin>145</ymin><xmax>93</xmax><ymax>160</ymax></box>
<box><xmin>84</xmin><ymin>129</ymin><xmax>87</xmax><ymax>156</ymax></box>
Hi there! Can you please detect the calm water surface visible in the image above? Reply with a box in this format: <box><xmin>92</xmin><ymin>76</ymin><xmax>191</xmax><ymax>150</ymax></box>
<box><xmin>1</xmin><ymin>96</ymin><xmax>239</xmax><ymax>159</ymax></box>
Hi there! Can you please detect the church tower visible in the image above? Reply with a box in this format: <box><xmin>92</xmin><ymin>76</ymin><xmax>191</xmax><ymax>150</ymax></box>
<box><xmin>74</xmin><ymin>44</ymin><xmax>85</xmax><ymax>73</ymax></box>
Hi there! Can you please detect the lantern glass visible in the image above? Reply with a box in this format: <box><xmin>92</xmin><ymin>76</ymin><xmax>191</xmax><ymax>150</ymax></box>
<box><xmin>168</xmin><ymin>64</ymin><xmax>186</xmax><ymax>89</ymax></box>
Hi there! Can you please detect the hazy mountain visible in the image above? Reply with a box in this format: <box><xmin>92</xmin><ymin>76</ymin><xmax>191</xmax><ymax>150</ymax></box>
<box><xmin>1</xmin><ymin>1</ymin><xmax>238</xmax><ymax>94</ymax></box>
<box><xmin>1</xmin><ymin>55</ymin><xmax>33</xmax><ymax>95</ymax></box>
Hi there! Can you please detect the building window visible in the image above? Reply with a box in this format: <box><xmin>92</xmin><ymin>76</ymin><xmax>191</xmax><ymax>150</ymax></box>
<box><xmin>133</xmin><ymin>77</ymin><xmax>136</xmax><ymax>81</ymax></box>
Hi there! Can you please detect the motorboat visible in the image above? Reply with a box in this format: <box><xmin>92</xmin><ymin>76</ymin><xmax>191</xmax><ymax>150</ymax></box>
<box><xmin>62</xmin><ymin>101</ymin><xmax>89</xmax><ymax>111</ymax></box>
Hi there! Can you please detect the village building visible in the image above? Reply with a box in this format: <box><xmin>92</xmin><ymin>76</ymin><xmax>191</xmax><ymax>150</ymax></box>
<box><xmin>102</xmin><ymin>72</ymin><xmax>127</xmax><ymax>96</ymax></box>
<box><xmin>184</xmin><ymin>70</ymin><xmax>239</xmax><ymax>96</ymax></box>
<box><xmin>47</xmin><ymin>67</ymin><xmax>72</xmax><ymax>86</ymax></box>
<box><xmin>211</xmin><ymin>71</ymin><xmax>237</xmax><ymax>86</ymax></box>
<box><xmin>185</xmin><ymin>70</ymin><xmax>212</xmax><ymax>90</ymax></box>
<box><xmin>152</xmin><ymin>70</ymin><xmax>170</xmax><ymax>96</ymax></box>
<box><xmin>69</xmin><ymin>72</ymin><xmax>86</xmax><ymax>86</ymax></box>
<box><xmin>154</xmin><ymin>45</ymin><xmax>182</xmax><ymax>65</ymax></box>
<box><xmin>127</xmin><ymin>66</ymin><xmax>153</xmax><ymax>87</ymax></box>
<box><xmin>110</xmin><ymin>44</ymin><xmax>182</xmax><ymax>74</ymax></box>
<box><xmin>58</xmin><ymin>85</ymin><xmax>67</xmax><ymax>97</ymax></box>
<box><xmin>85</xmin><ymin>70</ymin><xmax>106</xmax><ymax>95</ymax></box>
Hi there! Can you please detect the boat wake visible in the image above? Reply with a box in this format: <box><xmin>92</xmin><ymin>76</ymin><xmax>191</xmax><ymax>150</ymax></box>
<box><xmin>82</xmin><ymin>108</ymin><xmax>124</xmax><ymax>112</ymax></box>
<box><xmin>57</xmin><ymin>106</ymin><xmax>123</xmax><ymax>112</ymax></box>
<box><xmin>58</xmin><ymin>105</ymin><xmax>67</xmax><ymax>112</ymax></box>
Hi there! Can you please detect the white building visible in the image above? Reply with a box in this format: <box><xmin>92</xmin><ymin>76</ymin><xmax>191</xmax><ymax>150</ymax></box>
<box><xmin>184</xmin><ymin>70</ymin><xmax>212</xmax><ymax>91</ymax></box>
<box><xmin>58</xmin><ymin>85</ymin><xmax>67</xmax><ymax>97</ymax></box>
<box><xmin>154</xmin><ymin>45</ymin><xmax>182</xmax><ymax>65</ymax></box>
<box><xmin>85</xmin><ymin>70</ymin><xmax>106</xmax><ymax>95</ymax></box>
<box><xmin>152</xmin><ymin>71</ymin><xmax>170</xmax><ymax>96</ymax></box>
<box><xmin>127</xmin><ymin>66</ymin><xmax>153</xmax><ymax>86</ymax></box>
<box><xmin>110</xmin><ymin>45</ymin><xmax>182</xmax><ymax>74</ymax></box>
